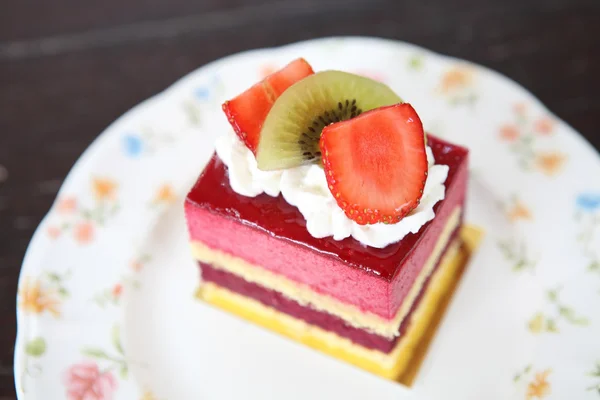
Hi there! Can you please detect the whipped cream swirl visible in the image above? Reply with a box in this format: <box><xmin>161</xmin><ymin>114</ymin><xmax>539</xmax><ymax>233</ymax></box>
<box><xmin>215</xmin><ymin>130</ymin><xmax>449</xmax><ymax>249</ymax></box>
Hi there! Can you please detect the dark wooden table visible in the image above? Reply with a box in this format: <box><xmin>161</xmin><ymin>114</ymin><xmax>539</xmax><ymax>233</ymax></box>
<box><xmin>1</xmin><ymin>0</ymin><xmax>598</xmax><ymax>397</ymax></box>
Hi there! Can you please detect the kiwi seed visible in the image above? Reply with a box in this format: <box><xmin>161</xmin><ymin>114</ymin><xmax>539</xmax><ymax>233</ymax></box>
<box><xmin>255</xmin><ymin>70</ymin><xmax>402</xmax><ymax>171</ymax></box>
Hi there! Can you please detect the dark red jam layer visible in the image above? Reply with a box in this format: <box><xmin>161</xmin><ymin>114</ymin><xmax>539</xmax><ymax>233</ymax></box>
<box><xmin>187</xmin><ymin>135</ymin><xmax>468</xmax><ymax>281</ymax></box>
<box><xmin>199</xmin><ymin>227</ymin><xmax>460</xmax><ymax>354</ymax></box>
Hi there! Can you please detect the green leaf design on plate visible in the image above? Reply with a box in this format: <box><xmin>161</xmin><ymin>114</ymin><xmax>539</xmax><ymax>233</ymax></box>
<box><xmin>574</xmin><ymin>317</ymin><xmax>590</xmax><ymax>326</ymax></box>
<box><xmin>589</xmin><ymin>362</ymin><xmax>600</xmax><ymax>378</ymax></box>
<box><xmin>112</xmin><ymin>325</ymin><xmax>124</xmax><ymax>355</ymax></box>
<box><xmin>558</xmin><ymin>306</ymin><xmax>572</xmax><ymax>317</ymax></box>
<box><xmin>183</xmin><ymin>101</ymin><xmax>202</xmax><ymax>126</ymax></box>
<box><xmin>467</xmin><ymin>93</ymin><xmax>478</xmax><ymax>105</ymax></box>
<box><xmin>513</xmin><ymin>364</ymin><xmax>533</xmax><ymax>383</ymax></box>
<box><xmin>25</xmin><ymin>337</ymin><xmax>46</xmax><ymax>357</ymax></box>
<box><xmin>586</xmin><ymin>362</ymin><xmax>600</xmax><ymax>393</ymax></box>
<box><xmin>547</xmin><ymin>288</ymin><xmax>559</xmax><ymax>302</ymax></box>
<box><xmin>81</xmin><ymin>347</ymin><xmax>110</xmax><ymax>360</ymax></box>
<box><xmin>119</xmin><ymin>364</ymin><xmax>128</xmax><ymax>379</ymax></box>
<box><xmin>522</xmin><ymin>135</ymin><xmax>534</xmax><ymax>145</ymax></box>
<box><xmin>545</xmin><ymin>318</ymin><xmax>558</xmax><ymax>333</ymax></box>
<box><xmin>408</xmin><ymin>55</ymin><xmax>424</xmax><ymax>71</ymax></box>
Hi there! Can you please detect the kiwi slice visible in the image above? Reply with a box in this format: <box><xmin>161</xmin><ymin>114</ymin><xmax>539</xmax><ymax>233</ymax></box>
<box><xmin>255</xmin><ymin>70</ymin><xmax>402</xmax><ymax>171</ymax></box>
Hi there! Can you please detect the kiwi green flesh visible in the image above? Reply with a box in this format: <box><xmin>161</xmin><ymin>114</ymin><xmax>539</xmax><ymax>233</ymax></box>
<box><xmin>255</xmin><ymin>70</ymin><xmax>402</xmax><ymax>171</ymax></box>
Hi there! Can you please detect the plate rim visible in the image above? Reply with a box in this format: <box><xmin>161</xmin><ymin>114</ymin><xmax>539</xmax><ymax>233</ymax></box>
<box><xmin>13</xmin><ymin>34</ymin><xmax>600</xmax><ymax>397</ymax></box>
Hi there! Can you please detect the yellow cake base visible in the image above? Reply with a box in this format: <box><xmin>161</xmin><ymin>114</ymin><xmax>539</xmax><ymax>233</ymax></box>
<box><xmin>197</xmin><ymin>225</ymin><xmax>484</xmax><ymax>385</ymax></box>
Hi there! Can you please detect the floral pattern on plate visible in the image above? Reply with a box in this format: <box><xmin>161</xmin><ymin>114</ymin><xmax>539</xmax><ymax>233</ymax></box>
<box><xmin>498</xmin><ymin>104</ymin><xmax>566</xmax><ymax>176</ymax></box>
<box><xmin>46</xmin><ymin>178</ymin><xmax>120</xmax><ymax>244</ymax></box>
<box><xmin>514</xmin><ymin>366</ymin><xmax>553</xmax><ymax>400</ymax></box>
<box><xmin>19</xmin><ymin>270</ymin><xmax>71</xmax><ymax>317</ymax></box>
<box><xmin>14</xmin><ymin>37</ymin><xmax>600</xmax><ymax>400</ymax></box>
<box><xmin>436</xmin><ymin>64</ymin><xmax>478</xmax><ymax>106</ymax></box>
<box><xmin>528</xmin><ymin>287</ymin><xmax>589</xmax><ymax>334</ymax></box>
<box><xmin>576</xmin><ymin>192</ymin><xmax>600</xmax><ymax>283</ymax></box>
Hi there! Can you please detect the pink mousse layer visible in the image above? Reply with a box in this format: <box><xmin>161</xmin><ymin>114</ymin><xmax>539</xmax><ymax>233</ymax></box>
<box><xmin>185</xmin><ymin>135</ymin><xmax>469</xmax><ymax>319</ymax></box>
<box><xmin>199</xmin><ymin>226</ymin><xmax>460</xmax><ymax>353</ymax></box>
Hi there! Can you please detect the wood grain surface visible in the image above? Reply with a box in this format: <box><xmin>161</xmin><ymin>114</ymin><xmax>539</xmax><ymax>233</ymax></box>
<box><xmin>1</xmin><ymin>0</ymin><xmax>598</xmax><ymax>397</ymax></box>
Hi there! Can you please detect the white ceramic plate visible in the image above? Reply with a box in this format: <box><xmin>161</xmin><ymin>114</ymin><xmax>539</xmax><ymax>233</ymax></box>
<box><xmin>15</xmin><ymin>37</ymin><xmax>600</xmax><ymax>400</ymax></box>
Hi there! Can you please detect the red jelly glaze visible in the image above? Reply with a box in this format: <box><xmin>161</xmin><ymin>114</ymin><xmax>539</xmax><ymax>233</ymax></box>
<box><xmin>186</xmin><ymin>135</ymin><xmax>469</xmax><ymax>281</ymax></box>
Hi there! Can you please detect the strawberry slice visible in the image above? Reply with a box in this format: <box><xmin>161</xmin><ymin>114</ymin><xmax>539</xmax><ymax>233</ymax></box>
<box><xmin>222</xmin><ymin>58</ymin><xmax>314</xmax><ymax>153</ymax></box>
<box><xmin>320</xmin><ymin>103</ymin><xmax>428</xmax><ymax>225</ymax></box>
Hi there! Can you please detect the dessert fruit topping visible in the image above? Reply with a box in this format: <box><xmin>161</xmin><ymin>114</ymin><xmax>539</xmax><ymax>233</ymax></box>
<box><xmin>222</xmin><ymin>58</ymin><xmax>314</xmax><ymax>154</ymax></box>
<box><xmin>319</xmin><ymin>103</ymin><xmax>428</xmax><ymax>225</ymax></box>
<box><xmin>255</xmin><ymin>70</ymin><xmax>401</xmax><ymax>171</ymax></box>
<box><xmin>221</xmin><ymin>59</ymin><xmax>430</xmax><ymax>225</ymax></box>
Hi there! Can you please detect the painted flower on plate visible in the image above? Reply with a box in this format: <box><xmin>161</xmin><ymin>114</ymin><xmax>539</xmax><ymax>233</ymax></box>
<box><xmin>534</xmin><ymin>117</ymin><xmax>554</xmax><ymax>134</ymax></box>
<box><xmin>92</xmin><ymin>178</ymin><xmax>118</xmax><ymax>201</ymax></box>
<box><xmin>47</xmin><ymin>226</ymin><xmax>61</xmax><ymax>239</ymax></box>
<box><xmin>123</xmin><ymin>134</ymin><xmax>143</xmax><ymax>157</ymax></box>
<box><xmin>528</xmin><ymin>313</ymin><xmax>544</xmax><ymax>334</ymax></box>
<box><xmin>112</xmin><ymin>283</ymin><xmax>123</xmax><ymax>298</ymax></box>
<box><xmin>64</xmin><ymin>362</ymin><xmax>117</xmax><ymax>400</ymax></box>
<box><xmin>513</xmin><ymin>102</ymin><xmax>527</xmax><ymax>115</ymax></box>
<box><xmin>152</xmin><ymin>184</ymin><xmax>177</xmax><ymax>205</ymax></box>
<box><xmin>526</xmin><ymin>370</ymin><xmax>551</xmax><ymax>399</ymax></box>
<box><xmin>194</xmin><ymin>75</ymin><xmax>222</xmax><ymax>101</ymax></box>
<box><xmin>528</xmin><ymin>288</ymin><xmax>588</xmax><ymax>334</ymax></box>
<box><xmin>508</xmin><ymin>200</ymin><xmax>532</xmax><ymax>222</ymax></box>
<box><xmin>535</xmin><ymin>152</ymin><xmax>566</xmax><ymax>176</ymax></box>
<box><xmin>577</xmin><ymin>192</ymin><xmax>600</xmax><ymax>212</ymax></box>
<box><xmin>18</xmin><ymin>278</ymin><xmax>60</xmax><ymax>317</ymax></box>
<box><xmin>500</xmin><ymin>124</ymin><xmax>520</xmax><ymax>142</ymax></box>
<box><xmin>140</xmin><ymin>391</ymin><xmax>158</xmax><ymax>400</ymax></box>
<box><xmin>498</xmin><ymin>106</ymin><xmax>565</xmax><ymax>175</ymax></box>
<box><xmin>74</xmin><ymin>222</ymin><xmax>94</xmax><ymax>244</ymax></box>
<box><xmin>194</xmin><ymin>87</ymin><xmax>211</xmax><ymax>100</ymax></box>
<box><xmin>436</xmin><ymin>65</ymin><xmax>477</xmax><ymax>106</ymax></box>
<box><xmin>439</xmin><ymin>66</ymin><xmax>473</xmax><ymax>93</ymax></box>
<box><xmin>58</xmin><ymin>197</ymin><xmax>78</xmax><ymax>214</ymax></box>
<box><xmin>45</xmin><ymin>178</ymin><xmax>119</xmax><ymax>244</ymax></box>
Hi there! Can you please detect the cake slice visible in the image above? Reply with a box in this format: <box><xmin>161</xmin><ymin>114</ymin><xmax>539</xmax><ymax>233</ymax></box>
<box><xmin>186</xmin><ymin>134</ymin><xmax>472</xmax><ymax>381</ymax></box>
<box><xmin>184</xmin><ymin>62</ymin><xmax>480</xmax><ymax>383</ymax></box>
